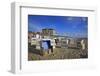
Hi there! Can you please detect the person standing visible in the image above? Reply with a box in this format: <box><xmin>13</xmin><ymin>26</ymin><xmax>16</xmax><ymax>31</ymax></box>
<box><xmin>81</xmin><ymin>39</ymin><xmax>85</xmax><ymax>50</ymax></box>
<box><xmin>41</xmin><ymin>41</ymin><xmax>49</xmax><ymax>56</ymax></box>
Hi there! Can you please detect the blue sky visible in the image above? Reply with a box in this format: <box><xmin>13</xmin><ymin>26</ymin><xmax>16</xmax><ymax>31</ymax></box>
<box><xmin>28</xmin><ymin>15</ymin><xmax>88</xmax><ymax>38</ymax></box>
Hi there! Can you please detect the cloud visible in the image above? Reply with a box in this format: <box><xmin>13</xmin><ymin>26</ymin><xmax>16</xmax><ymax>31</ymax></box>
<box><xmin>67</xmin><ymin>17</ymin><xmax>73</xmax><ymax>20</ymax></box>
<box><xmin>72</xmin><ymin>25</ymin><xmax>77</xmax><ymax>29</ymax></box>
<box><xmin>28</xmin><ymin>22</ymin><xmax>42</xmax><ymax>32</ymax></box>
<box><xmin>82</xmin><ymin>17</ymin><xmax>87</xmax><ymax>21</ymax></box>
<box><xmin>84</xmin><ymin>25</ymin><xmax>88</xmax><ymax>29</ymax></box>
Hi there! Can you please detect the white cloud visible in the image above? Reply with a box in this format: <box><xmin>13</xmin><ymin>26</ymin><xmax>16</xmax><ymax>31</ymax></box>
<box><xmin>67</xmin><ymin>17</ymin><xmax>73</xmax><ymax>20</ymax></box>
<box><xmin>29</xmin><ymin>23</ymin><xmax>42</xmax><ymax>32</ymax></box>
<box><xmin>72</xmin><ymin>25</ymin><xmax>77</xmax><ymax>29</ymax></box>
<box><xmin>82</xmin><ymin>17</ymin><xmax>87</xmax><ymax>21</ymax></box>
